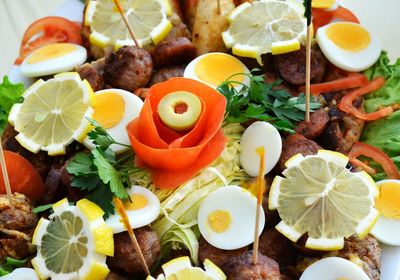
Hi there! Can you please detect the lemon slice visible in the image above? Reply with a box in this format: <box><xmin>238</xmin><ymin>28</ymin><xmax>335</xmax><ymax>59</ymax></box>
<box><xmin>85</xmin><ymin>0</ymin><xmax>172</xmax><ymax>49</ymax></box>
<box><xmin>8</xmin><ymin>72</ymin><xmax>94</xmax><ymax>156</ymax></box>
<box><xmin>31</xmin><ymin>198</ymin><xmax>114</xmax><ymax>280</ymax></box>
<box><xmin>222</xmin><ymin>0</ymin><xmax>307</xmax><ymax>64</ymax></box>
<box><xmin>147</xmin><ymin>257</ymin><xmax>226</xmax><ymax>280</ymax></box>
<box><xmin>269</xmin><ymin>150</ymin><xmax>379</xmax><ymax>251</ymax></box>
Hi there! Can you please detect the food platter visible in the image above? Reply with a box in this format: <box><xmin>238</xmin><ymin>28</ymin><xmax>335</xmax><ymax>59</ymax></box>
<box><xmin>4</xmin><ymin>0</ymin><xmax>400</xmax><ymax>279</ymax></box>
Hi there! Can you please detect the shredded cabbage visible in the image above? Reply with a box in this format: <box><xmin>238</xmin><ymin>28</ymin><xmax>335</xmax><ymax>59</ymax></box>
<box><xmin>131</xmin><ymin>123</ymin><xmax>248</xmax><ymax>263</ymax></box>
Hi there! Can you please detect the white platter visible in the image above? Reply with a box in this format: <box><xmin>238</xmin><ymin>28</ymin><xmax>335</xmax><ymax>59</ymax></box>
<box><xmin>7</xmin><ymin>0</ymin><xmax>400</xmax><ymax>279</ymax></box>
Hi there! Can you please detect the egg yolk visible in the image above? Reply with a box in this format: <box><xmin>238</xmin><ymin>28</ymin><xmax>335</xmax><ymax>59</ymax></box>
<box><xmin>375</xmin><ymin>181</ymin><xmax>400</xmax><ymax>219</ymax></box>
<box><xmin>92</xmin><ymin>92</ymin><xmax>125</xmax><ymax>129</ymax></box>
<box><xmin>312</xmin><ymin>0</ymin><xmax>336</xmax><ymax>9</ymax></box>
<box><xmin>326</xmin><ymin>23</ymin><xmax>371</xmax><ymax>52</ymax></box>
<box><xmin>194</xmin><ymin>54</ymin><xmax>245</xmax><ymax>87</ymax></box>
<box><xmin>124</xmin><ymin>194</ymin><xmax>148</xmax><ymax>211</ymax></box>
<box><xmin>28</xmin><ymin>43</ymin><xmax>77</xmax><ymax>64</ymax></box>
<box><xmin>207</xmin><ymin>210</ymin><xmax>231</xmax><ymax>233</ymax></box>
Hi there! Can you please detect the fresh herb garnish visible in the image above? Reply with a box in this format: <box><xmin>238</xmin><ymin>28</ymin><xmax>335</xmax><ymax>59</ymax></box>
<box><xmin>32</xmin><ymin>203</ymin><xmax>53</xmax><ymax>214</ymax></box>
<box><xmin>67</xmin><ymin>119</ymin><xmax>139</xmax><ymax>217</ymax></box>
<box><xmin>0</xmin><ymin>76</ymin><xmax>24</xmax><ymax>135</ymax></box>
<box><xmin>0</xmin><ymin>257</ymin><xmax>28</xmax><ymax>276</ymax></box>
<box><xmin>217</xmin><ymin>70</ymin><xmax>321</xmax><ymax>133</ymax></box>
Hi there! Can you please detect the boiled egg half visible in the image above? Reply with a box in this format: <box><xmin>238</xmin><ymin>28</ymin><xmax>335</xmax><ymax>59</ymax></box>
<box><xmin>371</xmin><ymin>179</ymin><xmax>400</xmax><ymax>246</ymax></box>
<box><xmin>300</xmin><ymin>257</ymin><xmax>370</xmax><ymax>280</ymax></box>
<box><xmin>20</xmin><ymin>43</ymin><xmax>87</xmax><ymax>77</ymax></box>
<box><xmin>316</xmin><ymin>22</ymin><xmax>381</xmax><ymax>72</ymax></box>
<box><xmin>184</xmin><ymin>52</ymin><xmax>250</xmax><ymax>89</ymax></box>
<box><xmin>240</xmin><ymin>121</ymin><xmax>282</xmax><ymax>177</ymax></box>
<box><xmin>198</xmin><ymin>185</ymin><xmax>265</xmax><ymax>250</ymax></box>
<box><xmin>83</xmin><ymin>88</ymin><xmax>143</xmax><ymax>154</ymax></box>
<box><xmin>106</xmin><ymin>185</ymin><xmax>160</xmax><ymax>234</ymax></box>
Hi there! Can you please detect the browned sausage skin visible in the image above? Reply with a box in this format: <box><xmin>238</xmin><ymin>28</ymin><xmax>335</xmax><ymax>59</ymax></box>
<box><xmin>151</xmin><ymin>37</ymin><xmax>196</xmax><ymax>68</ymax></box>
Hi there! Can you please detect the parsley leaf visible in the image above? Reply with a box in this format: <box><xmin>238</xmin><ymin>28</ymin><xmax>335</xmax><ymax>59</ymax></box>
<box><xmin>217</xmin><ymin>70</ymin><xmax>321</xmax><ymax>133</ymax></box>
<box><xmin>0</xmin><ymin>76</ymin><xmax>24</xmax><ymax>135</ymax></box>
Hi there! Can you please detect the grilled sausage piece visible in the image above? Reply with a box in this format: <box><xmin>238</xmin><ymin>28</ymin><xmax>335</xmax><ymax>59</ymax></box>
<box><xmin>278</xmin><ymin>134</ymin><xmax>321</xmax><ymax>171</ymax></box>
<box><xmin>148</xmin><ymin>65</ymin><xmax>185</xmax><ymax>86</ymax></box>
<box><xmin>224</xmin><ymin>251</ymin><xmax>282</xmax><ymax>280</ymax></box>
<box><xmin>107</xmin><ymin>226</ymin><xmax>160</xmax><ymax>276</ymax></box>
<box><xmin>104</xmin><ymin>46</ymin><xmax>153</xmax><ymax>92</ymax></box>
<box><xmin>198</xmin><ymin>237</ymin><xmax>247</xmax><ymax>270</ymax></box>
<box><xmin>151</xmin><ymin>37</ymin><xmax>196</xmax><ymax>68</ymax></box>
<box><xmin>274</xmin><ymin>47</ymin><xmax>327</xmax><ymax>85</ymax></box>
<box><xmin>295</xmin><ymin>109</ymin><xmax>329</xmax><ymax>139</ymax></box>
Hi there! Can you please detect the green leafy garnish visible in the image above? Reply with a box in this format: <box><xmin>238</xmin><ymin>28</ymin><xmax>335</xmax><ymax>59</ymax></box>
<box><xmin>67</xmin><ymin>120</ymin><xmax>139</xmax><ymax>217</ymax></box>
<box><xmin>217</xmin><ymin>70</ymin><xmax>321</xmax><ymax>133</ymax></box>
<box><xmin>0</xmin><ymin>257</ymin><xmax>28</xmax><ymax>276</ymax></box>
<box><xmin>0</xmin><ymin>76</ymin><xmax>24</xmax><ymax>135</ymax></box>
<box><xmin>32</xmin><ymin>204</ymin><xmax>53</xmax><ymax>214</ymax></box>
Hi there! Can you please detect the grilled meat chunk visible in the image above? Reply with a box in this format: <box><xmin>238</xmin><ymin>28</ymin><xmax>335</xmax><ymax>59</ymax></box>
<box><xmin>224</xmin><ymin>251</ymin><xmax>281</xmax><ymax>280</ymax></box>
<box><xmin>104</xmin><ymin>46</ymin><xmax>153</xmax><ymax>92</ymax></box>
<box><xmin>0</xmin><ymin>193</ymin><xmax>37</xmax><ymax>261</ymax></box>
<box><xmin>107</xmin><ymin>226</ymin><xmax>160</xmax><ymax>276</ymax></box>
<box><xmin>148</xmin><ymin>65</ymin><xmax>185</xmax><ymax>86</ymax></box>
<box><xmin>105</xmin><ymin>271</ymin><xmax>130</xmax><ymax>280</ymax></box>
<box><xmin>151</xmin><ymin>37</ymin><xmax>196</xmax><ymax>68</ymax></box>
<box><xmin>76</xmin><ymin>58</ymin><xmax>105</xmax><ymax>91</ymax></box>
<box><xmin>278</xmin><ymin>134</ymin><xmax>321</xmax><ymax>171</ymax></box>
<box><xmin>274</xmin><ymin>47</ymin><xmax>327</xmax><ymax>85</ymax></box>
<box><xmin>295</xmin><ymin>109</ymin><xmax>330</xmax><ymax>139</ymax></box>
<box><xmin>198</xmin><ymin>237</ymin><xmax>247</xmax><ymax>270</ymax></box>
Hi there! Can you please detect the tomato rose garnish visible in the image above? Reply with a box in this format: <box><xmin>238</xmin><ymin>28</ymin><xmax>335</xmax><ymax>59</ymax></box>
<box><xmin>127</xmin><ymin>78</ymin><xmax>227</xmax><ymax>189</ymax></box>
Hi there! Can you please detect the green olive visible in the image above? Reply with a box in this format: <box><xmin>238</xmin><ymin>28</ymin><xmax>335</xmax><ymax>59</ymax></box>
<box><xmin>157</xmin><ymin>91</ymin><xmax>202</xmax><ymax>131</ymax></box>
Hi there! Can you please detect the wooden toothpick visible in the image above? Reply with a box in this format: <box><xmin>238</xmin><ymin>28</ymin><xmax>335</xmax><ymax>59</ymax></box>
<box><xmin>114</xmin><ymin>197</ymin><xmax>151</xmax><ymax>276</ymax></box>
<box><xmin>113</xmin><ymin>0</ymin><xmax>140</xmax><ymax>47</ymax></box>
<box><xmin>304</xmin><ymin>0</ymin><xmax>312</xmax><ymax>122</ymax></box>
<box><xmin>217</xmin><ymin>0</ymin><xmax>221</xmax><ymax>14</ymax></box>
<box><xmin>252</xmin><ymin>146</ymin><xmax>266</xmax><ymax>265</ymax></box>
<box><xmin>0</xmin><ymin>139</ymin><xmax>15</xmax><ymax>214</ymax></box>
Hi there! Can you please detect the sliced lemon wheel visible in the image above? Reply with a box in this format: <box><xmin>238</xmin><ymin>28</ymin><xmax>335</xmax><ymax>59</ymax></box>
<box><xmin>147</xmin><ymin>257</ymin><xmax>226</xmax><ymax>280</ymax></box>
<box><xmin>269</xmin><ymin>150</ymin><xmax>379</xmax><ymax>251</ymax></box>
<box><xmin>8</xmin><ymin>72</ymin><xmax>94</xmax><ymax>156</ymax></box>
<box><xmin>31</xmin><ymin>198</ymin><xmax>114</xmax><ymax>280</ymax></box>
<box><xmin>222</xmin><ymin>0</ymin><xmax>307</xmax><ymax>64</ymax></box>
<box><xmin>85</xmin><ymin>0</ymin><xmax>172</xmax><ymax>49</ymax></box>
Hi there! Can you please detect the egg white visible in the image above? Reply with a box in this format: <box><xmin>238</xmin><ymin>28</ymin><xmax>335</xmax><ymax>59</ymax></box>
<box><xmin>370</xmin><ymin>179</ymin><xmax>400</xmax><ymax>246</ymax></box>
<box><xmin>198</xmin><ymin>185</ymin><xmax>265</xmax><ymax>250</ymax></box>
<box><xmin>316</xmin><ymin>22</ymin><xmax>381</xmax><ymax>72</ymax></box>
<box><xmin>240</xmin><ymin>121</ymin><xmax>282</xmax><ymax>177</ymax></box>
<box><xmin>83</xmin><ymin>88</ymin><xmax>143</xmax><ymax>154</ymax></box>
<box><xmin>20</xmin><ymin>43</ymin><xmax>87</xmax><ymax>77</ymax></box>
<box><xmin>184</xmin><ymin>52</ymin><xmax>250</xmax><ymax>89</ymax></box>
<box><xmin>106</xmin><ymin>185</ymin><xmax>161</xmax><ymax>234</ymax></box>
<box><xmin>300</xmin><ymin>257</ymin><xmax>370</xmax><ymax>280</ymax></box>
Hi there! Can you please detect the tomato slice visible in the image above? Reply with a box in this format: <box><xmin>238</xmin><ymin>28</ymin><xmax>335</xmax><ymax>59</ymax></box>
<box><xmin>339</xmin><ymin>77</ymin><xmax>394</xmax><ymax>121</ymax></box>
<box><xmin>0</xmin><ymin>151</ymin><xmax>44</xmax><ymax>201</ymax></box>
<box><xmin>15</xmin><ymin>16</ymin><xmax>82</xmax><ymax>65</ymax></box>
<box><xmin>300</xmin><ymin>73</ymin><xmax>368</xmax><ymax>95</ymax></box>
<box><xmin>348</xmin><ymin>142</ymin><xmax>400</xmax><ymax>180</ymax></box>
<box><xmin>312</xmin><ymin>6</ymin><xmax>360</xmax><ymax>32</ymax></box>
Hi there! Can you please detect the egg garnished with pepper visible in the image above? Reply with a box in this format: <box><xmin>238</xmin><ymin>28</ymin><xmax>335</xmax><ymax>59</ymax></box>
<box><xmin>184</xmin><ymin>52</ymin><xmax>250</xmax><ymax>88</ymax></box>
<box><xmin>371</xmin><ymin>179</ymin><xmax>400</xmax><ymax>246</ymax></box>
<box><xmin>20</xmin><ymin>43</ymin><xmax>87</xmax><ymax>77</ymax></box>
<box><xmin>83</xmin><ymin>89</ymin><xmax>143</xmax><ymax>154</ymax></box>
<box><xmin>316</xmin><ymin>22</ymin><xmax>381</xmax><ymax>72</ymax></box>
<box><xmin>198</xmin><ymin>185</ymin><xmax>265</xmax><ymax>250</ymax></box>
<box><xmin>106</xmin><ymin>185</ymin><xmax>161</xmax><ymax>234</ymax></box>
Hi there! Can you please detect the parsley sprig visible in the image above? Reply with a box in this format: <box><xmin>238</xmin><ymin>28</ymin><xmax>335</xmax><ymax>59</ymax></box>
<box><xmin>217</xmin><ymin>70</ymin><xmax>321</xmax><ymax>133</ymax></box>
<box><xmin>67</xmin><ymin>120</ymin><xmax>140</xmax><ymax>217</ymax></box>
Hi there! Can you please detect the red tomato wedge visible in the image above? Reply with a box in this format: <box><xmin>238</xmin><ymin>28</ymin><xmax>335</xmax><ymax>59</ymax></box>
<box><xmin>127</xmin><ymin>78</ymin><xmax>227</xmax><ymax>189</ymax></box>
<box><xmin>339</xmin><ymin>77</ymin><xmax>393</xmax><ymax>121</ymax></box>
<box><xmin>300</xmin><ymin>73</ymin><xmax>368</xmax><ymax>95</ymax></box>
<box><xmin>312</xmin><ymin>6</ymin><xmax>360</xmax><ymax>32</ymax></box>
<box><xmin>0</xmin><ymin>151</ymin><xmax>44</xmax><ymax>201</ymax></box>
<box><xmin>349</xmin><ymin>142</ymin><xmax>400</xmax><ymax>179</ymax></box>
<box><xmin>15</xmin><ymin>16</ymin><xmax>82</xmax><ymax>65</ymax></box>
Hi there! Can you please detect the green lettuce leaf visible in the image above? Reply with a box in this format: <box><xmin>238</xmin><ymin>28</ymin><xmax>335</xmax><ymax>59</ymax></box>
<box><xmin>0</xmin><ymin>76</ymin><xmax>24</xmax><ymax>135</ymax></box>
<box><xmin>363</xmin><ymin>51</ymin><xmax>400</xmax><ymax>112</ymax></box>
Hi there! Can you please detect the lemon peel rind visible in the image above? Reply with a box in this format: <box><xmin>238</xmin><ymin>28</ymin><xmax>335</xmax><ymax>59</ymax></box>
<box><xmin>275</xmin><ymin>221</ymin><xmax>303</xmax><ymax>242</ymax></box>
<box><xmin>355</xmin><ymin>208</ymin><xmax>380</xmax><ymax>239</ymax></box>
<box><xmin>317</xmin><ymin>149</ymin><xmax>349</xmax><ymax>167</ymax></box>
<box><xmin>271</xmin><ymin>39</ymin><xmax>301</xmax><ymax>55</ymax></box>
<box><xmin>268</xmin><ymin>176</ymin><xmax>283</xmax><ymax>210</ymax></box>
<box><xmin>305</xmin><ymin>237</ymin><xmax>344</xmax><ymax>251</ymax></box>
<box><xmin>84</xmin><ymin>0</ymin><xmax>97</xmax><ymax>26</ymax></box>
